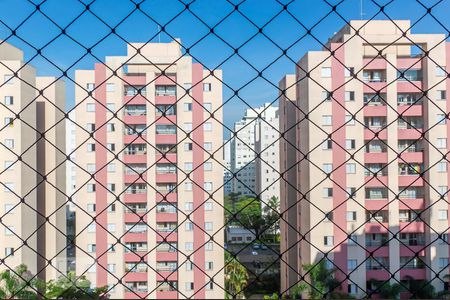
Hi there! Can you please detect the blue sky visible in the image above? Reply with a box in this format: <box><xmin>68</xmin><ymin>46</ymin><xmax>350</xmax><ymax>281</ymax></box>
<box><xmin>0</xmin><ymin>0</ymin><xmax>449</xmax><ymax>136</ymax></box>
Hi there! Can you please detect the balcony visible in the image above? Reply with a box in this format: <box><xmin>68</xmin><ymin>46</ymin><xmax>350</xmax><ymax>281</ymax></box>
<box><xmin>155</xmin><ymin>115</ymin><xmax>177</xmax><ymax>125</ymax></box>
<box><xmin>365</xmin><ymin>222</ymin><xmax>389</xmax><ymax>233</ymax></box>
<box><xmin>156</xmin><ymin>291</ymin><xmax>178</xmax><ymax>299</ymax></box>
<box><xmin>124</xmin><ymin>154</ymin><xmax>147</xmax><ymax>164</ymax></box>
<box><xmin>400</xmin><ymin>269</ymin><xmax>426</xmax><ymax>280</ymax></box>
<box><xmin>366</xmin><ymin>269</ymin><xmax>391</xmax><ymax>281</ymax></box>
<box><xmin>156</xmin><ymin>152</ymin><xmax>177</xmax><ymax>163</ymax></box>
<box><xmin>398</xmin><ymin>176</ymin><xmax>423</xmax><ymax>187</ymax></box>
<box><xmin>124</xmin><ymin>94</ymin><xmax>147</xmax><ymax>105</ymax></box>
<box><xmin>364</xmin><ymin>128</ymin><xmax>387</xmax><ymax>140</ymax></box>
<box><xmin>123</xmin><ymin>74</ymin><xmax>146</xmax><ymax>86</ymax></box>
<box><xmin>155</xmin><ymin>75</ymin><xmax>176</xmax><ymax>85</ymax></box>
<box><xmin>398</xmin><ymin>128</ymin><xmax>422</xmax><ymax>140</ymax></box>
<box><xmin>124</xmin><ymin>252</ymin><xmax>148</xmax><ymax>262</ymax></box>
<box><xmin>363</xmin><ymin>58</ymin><xmax>387</xmax><ymax>70</ymax></box>
<box><xmin>156</xmin><ymin>212</ymin><xmax>177</xmax><ymax>223</ymax></box>
<box><xmin>398</xmin><ymin>151</ymin><xmax>423</xmax><ymax>163</ymax></box>
<box><xmin>364</xmin><ymin>105</ymin><xmax>387</xmax><ymax>117</ymax></box>
<box><xmin>398</xmin><ymin>104</ymin><xmax>422</xmax><ymax>117</ymax></box>
<box><xmin>124</xmin><ymin>232</ymin><xmax>147</xmax><ymax>243</ymax></box>
<box><xmin>124</xmin><ymin>272</ymin><xmax>148</xmax><ymax>282</ymax></box>
<box><xmin>124</xmin><ymin>114</ymin><xmax>146</xmax><ymax>124</ymax></box>
<box><xmin>364</xmin><ymin>176</ymin><xmax>388</xmax><ymax>187</ymax></box>
<box><xmin>125</xmin><ymin>212</ymin><xmax>148</xmax><ymax>223</ymax></box>
<box><xmin>399</xmin><ymin>221</ymin><xmax>425</xmax><ymax>233</ymax></box>
<box><xmin>124</xmin><ymin>193</ymin><xmax>147</xmax><ymax>203</ymax></box>
<box><xmin>124</xmin><ymin>292</ymin><xmax>148</xmax><ymax>299</ymax></box>
<box><xmin>364</xmin><ymin>152</ymin><xmax>388</xmax><ymax>164</ymax></box>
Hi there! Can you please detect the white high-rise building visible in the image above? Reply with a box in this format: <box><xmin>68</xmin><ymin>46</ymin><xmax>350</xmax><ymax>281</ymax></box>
<box><xmin>255</xmin><ymin>110</ymin><xmax>280</xmax><ymax>210</ymax></box>
<box><xmin>223</xmin><ymin>140</ymin><xmax>233</xmax><ymax>196</ymax></box>
<box><xmin>230</xmin><ymin>103</ymin><xmax>278</xmax><ymax>197</ymax></box>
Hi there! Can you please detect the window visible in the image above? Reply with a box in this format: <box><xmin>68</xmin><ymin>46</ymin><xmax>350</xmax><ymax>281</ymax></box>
<box><xmin>4</xmin><ymin>74</ymin><xmax>13</xmax><ymax>84</ymax></box>
<box><xmin>108</xmin><ymin>203</ymin><xmax>116</xmax><ymax>212</ymax></box>
<box><xmin>4</xmin><ymin>161</ymin><xmax>13</xmax><ymax>171</ymax></box>
<box><xmin>204</xmin><ymin>162</ymin><xmax>212</xmax><ymax>171</ymax></box>
<box><xmin>107</xmin><ymin>264</ymin><xmax>116</xmax><ymax>273</ymax></box>
<box><xmin>345</xmin><ymin>91</ymin><xmax>355</xmax><ymax>101</ymax></box>
<box><xmin>185</xmin><ymin>202</ymin><xmax>194</xmax><ymax>211</ymax></box>
<box><xmin>204</xmin><ymin>182</ymin><xmax>213</xmax><ymax>191</ymax></box>
<box><xmin>87</xmin><ymin>223</ymin><xmax>96</xmax><ymax>233</ymax></box>
<box><xmin>107</xmin><ymin>224</ymin><xmax>116</xmax><ymax>232</ymax></box>
<box><xmin>323</xmin><ymin>188</ymin><xmax>333</xmax><ymax>198</ymax></box>
<box><xmin>87</xmin><ymin>184</ymin><xmax>96</xmax><ymax>193</ymax></box>
<box><xmin>184</xmin><ymin>103</ymin><xmax>192</xmax><ymax>112</ymax></box>
<box><xmin>204</xmin><ymin>142</ymin><xmax>212</xmax><ymax>151</ymax></box>
<box><xmin>441</xmin><ymin>234</ymin><xmax>449</xmax><ymax>244</ymax></box>
<box><xmin>185</xmin><ymin>182</ymin><xmax>193</xmax><ymax>191</ymax></box>
<box><xmin>437</xmin><ymin>138</ymin><xmax>447</xmax><ymax>149</ymax></box>
<box><xmin>439</xmin><ymin>258</ymin><xmax>449</xmax><ymax>269</ymax></box>
<box><xmin>348</xmin><ymin>234</ymin><xmax>357</xmax><ymax>245</ymax></box>
<box><xmin>87</xmin><ymin>164</ymin><xmax>95</xmax><ymax>173</ymax></box>
<box><xmin>345</xmin><ymin>67</ymin><xmax>355</xmax><ymax>77</ymax></box>
<box><xmin>106</xmin><ymin>183</ymin><xmax>116</xmax><ymax>193</ymax></box>
<box><xmin>324</xmin><ymin>236</ymin><xmax>334</xmax><ymax>246</ymax></box>
<box><xmin>87</xmin><ymin>123</ymin><xmax>95</xmax><ymax>132</ymax></box>
<box><xmin>4</xmin><ymin>139</ymin><xmax>14</xmax><ymax>149</ymax></box>
<box><xmin>86</xmin><ymin>83</ymin><xmax>95</xmax><ymax>91</ymax></box>
<box><xmin>437</xmin><ymin>114</ymin><xmax>447</xmax><ymax>125</ymax></box>
<box><xmin>322</xmin><ymin>91</ymin><xmax>331</xmax><ymax>101</ymax></box>
<box><xmin>437</xmin><ymin>161</ymin><xmax>447</xmax><ymax>173</ymax></box>
<box><xmin>4</xmin><ymin>183</ymin><xmax>13</xmax><ymax>192</ymax></box>
<box><xmin>322</xmin><ymin>139</ymin><xmax>332</xmax><ymax>150</ymax></box>
<box><xmin>346</xmin><ymin>163</ymin><xmax>356</xmax><ymax>174</ymax></box>
<box><xmin>4</xmin><ymin>117</ymin><xmax>13</xmax><ymax>127</ymax></box>
<box><xmin>436</xmin><ymin>66</ymin><xmax>446</xmax><ymax>77</ymax></box>
<box><xmin>183</xmin><ymin>83</ymin><xmax>192</xmax><ymax>92</ymax></box>
<box><xmin>184</xmin><ymin>162</ymin><xmax>193</xmax><ymax>171</ymax></box>
<box><xmin>438</xmin><ymin>186</ymin><xmax>448</xmax><ymax>197</ymax></box>
<box><xmin>186</xmin><ymin>282</ymin><xmax>194</xmax><ymax>291</ymax></box>
<box><xmin>346</xmin><ymin>139</ymin><xmax>356</xmax><ymax>150</ymax></box>
<box><xmin>205</xmin><ymin>222</ymin><xmax>213</xmax><ymax>231</ymax></box>
<box><xmin>184</xmin><ymin>143</ymin><xmax>193</xmax><ymax>151</ymax></box>
<box><xmin>86</xmin><ymin>103</ymin><xmax>95</xmax><ymax>112</ymax></box>
<box><xmin>437</xmin><ymin>90</ymin><xmax>446</xmax><ymax>101</ymax></box>
<box><xmin>347</xmin><ymin>211</ymin><xmax>357</xmax><ymax>221</ymax></box>
<box><xmin>87</xmin><ymin>204</ymin><xmax>96</xmax><ymax>213</ymax></box>
<box><xmin>348</xmin><ymin>259</ymin><xmax>357</xmax><ymax>271</ymax></box>
<box><xmin>204</xmin><ymin>122</ymin><xmax>212</xmax><ymax>131</ymax></box>
<box><xmin>322</xmin><ymin>115</ymin><xmax>332</xmax><ymax>126</ymax></box>
<box><xmin>325</xmin><ymin>212</ymin><xmax>333</xmax><ymax>221</ymax></box>
<box><xmin>348</xmin><ymin>284</ymin><xmax>357</xmax><ymax>295</ymax></box>
<box><xmin>185</xmin><ymin>222</ymin><xmax>194</xmax><ymax>231</ymax></box>
<box><xmin>106</xmin><ymin>83</ymin><xmax>115</xmax><ymax>92</ymax></box>
<box><xmin>323</xmin><ymin>164</ymin><xmax>332</xmax><ymax>174</ymax></box>
<box><xmin>4</xmin><ymin>204</ymin><xmax>13</xmax><ymax>214</ymax></box>
<box><xmin>206</xmin><ymin>281</ymin><xmax>214</xmax><ymax>290</ymax></box>
<box><xmin>206</xmin><ymin>261</ymin><xmax>213</xmax><ymax>270</ymax></box>
<box><xmin>205</xmin><ymin>202</ymin><xmax>213</xmax><ymax>211</ymax></box>
<box><xmin>87</xmin><ymin>244</ymin><xmax>96</xmax><ymax>252</ymax></box>
<box><xmin>184</xmin><ymin>122</ymin><xmax>192</xmax><ymax>132</ymax></box>
<box><xmin>5</xmin><ymin>248</ymin><xmax>14</xmax><ymax>256</ymax></box>
<box><xmin>205</xmin><ymin>242</ymin><xmax>213</xmax><ymax>251</ymax></box>
<box><xmin>204</xmin><ymin>103</ymin><xmax>212</xmax><ymax>112</ymax></box>
<box><xmin>107</xmin><ymin>143</ymin><xmax>115</xmax><ymax>151</ymax></box>
<box><xmin>106</xmin><ymin>103</ymin><xmax>115</xmax><ymax>112</ymax></box>
<box><xmin>203</xmin><ymin>83</ymin><xmax>211</xmax><ymax>92</ymax></box>
<box><xmin>107</xmin><ymin>163</ymin><xmax>116</xmax><ymax>173</ymax></box>
<box><xmin>345</xmin><ymin>114</ymin><xmax>355</xmax><ymax>125</ymax></box>
<box><xmin>106</xmin><ymin>123</ymin><xmax>115</xmax><ymax>132</ymax></box>
<box><xmin>186</xmin><ymin>261</ymin><xmax>193</xmax><ymax>271</ymax></box>
<box><xmin>87</xmin><ymin>144</ymin><xmax>95</xmax><ymax>152</ymax></box>
<box><xmin>185</xmin><ymin>242</ymin><xmax>193</xmax><ymax>251</ymax></box>
<box><xmin>5</xmin><ymin>226</ymin><xmax>14</xmax><ymax>236</ymax></box>
<box><xmin>4</xmin><ymin>96</ymin><xmax>13</xmax><ymax>105</ymax></box>
<box><xmin>321</xmin><ymin>67</ymin><xmax>332</xmax><ymax>77</ymax></box>
<box><xmin>439</xmin><ymin>210</ymin><xmax>448</xmax><ymax>220</ymax></box>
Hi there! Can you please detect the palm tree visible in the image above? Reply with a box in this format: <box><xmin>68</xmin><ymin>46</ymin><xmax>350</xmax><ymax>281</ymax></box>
<box><xmin>301</xmin><ymin>260</ymin><xmax>347</xmax><ymax>299</ymax></box>
<box><xmin>225</xmin><ymin>252</ymin><xmax>249</xmax><ymax>299</ymax></box>
<box><xmin>0</xmin><ymin>264</ymin><xmax>43</xmax><ymax>299</ymax></box>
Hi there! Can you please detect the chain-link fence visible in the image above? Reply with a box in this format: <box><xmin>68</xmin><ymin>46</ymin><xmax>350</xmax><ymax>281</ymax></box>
<box><xmin>0</xmin><ymin>0</ymin><xmax>450</xmax><ymax>299</ymax></box>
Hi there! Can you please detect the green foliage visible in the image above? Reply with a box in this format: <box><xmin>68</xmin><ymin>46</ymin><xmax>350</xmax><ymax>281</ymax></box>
<box><xmin>369</xmin><ymin>279</ymin><xmax>403</xmax><ymax>299</ymax></box>
<box><xmin>0</xmin><ymin>266</ymin><xmax>108</xmax><ymax>299</ymax></box>
<box><xmin>45</xmin><ymin>271</ymin><xmax>109</xmax><ymax>299</ymax></box>
<box><xmin>225</xmin><ymin>252</ymin><xmax>249</xmax><ymax>299</ymax></box>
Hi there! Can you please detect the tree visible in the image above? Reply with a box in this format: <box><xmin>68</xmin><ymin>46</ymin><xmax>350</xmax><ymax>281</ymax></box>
<box><xmin>224</xmin><ymin>192</ymin><xmax>241</xmax><ymax>225</ymax></box>
<box><xmin>301</xmin><ymin>260</ymin><xmax>348</xmax><ymax>299</ymax></box>
<box><xmin>45</xmin><ymin>271</ymin><xmax>109</xmax><ymax>299</ymax></box>
<box><xmin>262</xmin><ymin>196</ymin><xmax>280</xmax><ymax>240</ymax></box>
<box><xmin>369</xmin><ymin>279</ymin><xmax>402</xmax><ymax>299</ymax></box>
<box><xmin>235</xmin><ymin>197</ymin><xmax>265</xmax><ymax>238</ymax></box>
<box><xmin>225</xmin><ymin>252</ymin><xmax>249</xmax><ymax>299</ymax></box>
<box><xmin>0</xmin><ymin>264</ymin><xmax>43</xmax><ymax>299</ymax></box>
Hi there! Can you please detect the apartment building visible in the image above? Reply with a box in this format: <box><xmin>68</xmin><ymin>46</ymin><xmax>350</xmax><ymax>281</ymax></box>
<box><xmin>230</xmin><ymin>103</ymin><xmax>278</xmax><ymax>197</ymax></box>
<box><xmin>0</xmin><ymin>42</ymin><xmax>67</xmax><ymax>280</ymax></box>
<box><xmin>73</xmin><ymin>40</ymin><xmax>224</xmax><ymax>299</ymax></box>
<box><xmin>280</xmin><ymin>20</ymin><xmax>450</xmax><ymax>297</ymax></box>
<box><xmin>223</xmin><ymin>140</ymin><xmax>233</xmax><ymax>196</ymax></box>
<box><xmin>255</xmin><ymin>108</ymin><xmax>280</xmax><ymax>210</ymax></box>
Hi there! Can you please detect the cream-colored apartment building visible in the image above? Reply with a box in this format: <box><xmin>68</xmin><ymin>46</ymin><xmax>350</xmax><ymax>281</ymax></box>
<box><xmin>280</xmin><ymin>20</ymin><xmax>450</xmax><ymax>297</ymax></box>
<box><xmin>0</xmin><ymin>42</ymin><xmax>66</xmax><ymax>280</ymax></box>
<box><xmin>73</xmin><ymin>40</ymin><xmax>224</xmax><ymax>299</ymax></box>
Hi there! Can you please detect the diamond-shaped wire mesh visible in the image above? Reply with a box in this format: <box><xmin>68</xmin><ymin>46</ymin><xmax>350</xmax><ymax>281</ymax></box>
<box><xmin>0</xmin><ymin>0</ymin><xmax>450</xmax><ymax>299</ymax></box>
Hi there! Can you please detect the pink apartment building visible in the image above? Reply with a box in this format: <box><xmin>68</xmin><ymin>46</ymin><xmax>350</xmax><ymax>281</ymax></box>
<box><xmin>73</xmin><ymin>40</ymin><xmax>224</xmax><ymax>299</ymax></box>
<box><xmin>280</xmin><ymin>20</ymin><xmax>450</xmax><ymax>297</ymax></box>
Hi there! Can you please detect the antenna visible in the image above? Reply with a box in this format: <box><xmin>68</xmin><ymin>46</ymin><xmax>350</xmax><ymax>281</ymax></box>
<box><xmin>157</xmin><ymin>24</ymin><xmax>161</xmax><ymax>43</ymax></box>
<box><xmin>360</xmin><ymin>0</ymin><xmax>366</xmax><ymax>20</ymax></box>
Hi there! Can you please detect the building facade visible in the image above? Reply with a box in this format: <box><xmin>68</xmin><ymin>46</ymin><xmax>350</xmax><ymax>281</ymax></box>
<box><xmin>0</xmin><ymin>42</ymin><xmax>67</xmax><ymax>281</ymax></box>
<box><xmin>230</xmin><ymin>103</ymin><xmax>278</xmax><ymax>197</ymax></box>
<box><xmin>255</xmin><ymin>108</ymin><xmax>280</xmax><ymax>210</ymax></box>
<box><xmin>280</xmin><ymin>20</ymin><xmax>450</xmax><ymax>297</ymax></box>
<box><xmin>73</xmin><ymin>40</ymin><xmax>224</xmax><ymax>298</ymax></box>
